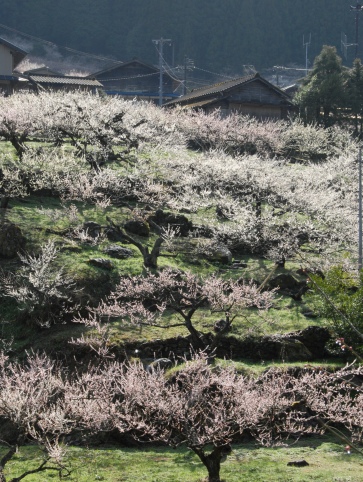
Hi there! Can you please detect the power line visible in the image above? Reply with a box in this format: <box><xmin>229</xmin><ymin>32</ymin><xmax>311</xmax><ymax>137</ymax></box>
<box><xmin>0</xmin><ymin>21</ymin><xmax>245</xmax><ymax>88</ymax></box>
<box><xmin>152</xmin><ymin>41</ymin><xmax>182</xmax><ymax>83</ymax></box>
<box><xmin>0</xmin><ymin>22</ymin><xmax>123</xmax><ymax>64</ymax></box>
<box><xmin>96</xmin><ymin>72</ymin><xmax>159</xmax><ymax>82</ymax></box>
<box><xmin>152</xmin><ymin>38</ymin><xmax>172</xmax><ymax>106</ymax></box>
<box><xmin>193</xmin><ymin>66</ymin><xmax>236</xmax><ymax>79</ymax></box>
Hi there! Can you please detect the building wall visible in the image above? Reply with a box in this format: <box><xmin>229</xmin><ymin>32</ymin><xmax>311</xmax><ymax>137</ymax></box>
<box><xmin>229</xmin><ymin>102</ymin><xmax>284</xmax><ymax>119</ymax></box>
<box><xmin>0</xmin><ymin>44</ymin><xmax>13</xmax><ymax>75</ymax></box>
<box><xmin>229</xmin><ymin>81</ymin><xmax>287</xmax><ymax>106</ymax></box>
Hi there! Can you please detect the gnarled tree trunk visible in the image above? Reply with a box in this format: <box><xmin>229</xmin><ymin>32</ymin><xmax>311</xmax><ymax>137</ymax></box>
<box><xmin>192</xmin><ymin>445</ymin><xmax>231</xmax><ymax>482</ymax></box>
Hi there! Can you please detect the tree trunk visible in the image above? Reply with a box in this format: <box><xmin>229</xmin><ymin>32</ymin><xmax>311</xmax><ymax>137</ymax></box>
<box><xmin>192</xmin><ymin>446</ymin><xmax>230</xmax><ymax>482</ymax></box>
<box><xmin>143</xmin><ymin>236</ymin><xmax>163</xmax><ymax>269</ymax></box>
<box><xmin>0</xmin><ymin>444</ymin><xmax>17</xmax><ymax>482</ymax></box>
<box><xmin>184</xmin><ymin>317</ymin><xmax>207</xmax><ymax>351</ymax></box>
<box><xmin>205</xmin><ymin>457</ymin><xmax>222</xmax><ymax>482</ymax></box>
<box><xmin>143</xmin><ymin>252</ymin><xmax>158</xmax><ymax>269</ymax></box>
<box><xmin>9</xmin><ymin>136</ymin><xmax>26</xmax><ymax>160</ymax></box>
<box><xmin>0</xmin><ymin>197</ymin><xmax>10</xmax><ymax>209</ymax></box>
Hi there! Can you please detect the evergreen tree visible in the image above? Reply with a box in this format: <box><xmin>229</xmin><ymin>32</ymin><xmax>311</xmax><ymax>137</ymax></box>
<box><xmin>346</xmin><ymin>58</ymin><xmax>363</xmax><ymax>136</ymax></box>
<box><xmin>295</xmin><ymin>45</ymin><xmax>347</xmax><ymax>127</ymax></box>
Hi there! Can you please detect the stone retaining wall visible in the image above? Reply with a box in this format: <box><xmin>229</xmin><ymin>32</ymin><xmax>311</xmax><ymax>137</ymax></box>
<box><xmin>118</xmin><ymin>326</ymin><xmax>331</xmax><ymax>362</ymax></box>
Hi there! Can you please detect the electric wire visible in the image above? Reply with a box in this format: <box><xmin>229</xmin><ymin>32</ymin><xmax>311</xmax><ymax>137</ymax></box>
<box><xmin>1</xmin><ymin>21</ymin><xmax>238</xmax><ymax>86</ymax></box>
<box><xmin>0</xmin><ymin>22</ymin><xmax>123</xmax><ymax>64</ymax></box>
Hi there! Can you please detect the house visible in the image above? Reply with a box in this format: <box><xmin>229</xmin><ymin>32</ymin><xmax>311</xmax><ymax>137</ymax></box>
<box><xmin>0</xmin><ymin>39</ymin><xmax>101</xmax><ymax>95</ymax></box>
<box><xmin>166</xmin><ymin>73</ymin><xmax>295</xmax><ymax>119</ymax></box>
<box><xmin>21</xmin><ymin>67</ymin><xmax>103</xmax><ymax>94</ymax></box>
<box><xmin>89</xmin><ymin>58</ymin><xmax>181</xmax><ymax>103</ymax></box>
<box><xmin>0</xmin><ymin>37</ymin><xmax>28</xmax><ymax>95</ymax></box>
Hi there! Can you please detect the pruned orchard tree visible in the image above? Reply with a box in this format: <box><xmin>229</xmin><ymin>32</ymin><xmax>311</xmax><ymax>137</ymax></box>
<box><xmin>75</xmin><ymin>267</ymin><xmax>275</xmax><ymax>351</ymax></box>
<box><xmin>108</xmin><ymin>354</ymin><xmax>304</xmax><ymax>482</ymax></box>
<box><xmin>105</xmin><ymin>216</ymin><xmax>179</xmax><ymax>269</ymax></box>
<box><xmin>0</xmin><ymin>241</ymin><xmax>79</xmax><ymax>327</ymax></box>
<box><xmin>153</xmin><ymin>143</ymin><xmax>357</xmax><ymax>266</ymax></box>
<box><xmin>40</xmin><ymin>92</ymin><xmax>143</xmax><ymax>167</ymax></box>
<box><xmin>87</xmin><ymin>354</ymin><xmax>363</xmax><ymax>482</ymax></box>
<box><xmin>0</xmin><ymin>94</ymin><xmax>44</xmax><ymax>159</ymax></box>
<box><xmin>0</xmin><ymin>352</ymin><xmax>72</xmax><ymax>482</ymax></box>
<box><xmin>0</xmin><ymin>351</ymin><xmax>362</xmax><ymax>482</ymax></box>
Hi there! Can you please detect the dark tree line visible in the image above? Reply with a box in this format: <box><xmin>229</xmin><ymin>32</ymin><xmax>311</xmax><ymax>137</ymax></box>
<box><xmin>0</xmin><ymin>0</ymin><xmax>357</xmax><ymax>73</ymax></box>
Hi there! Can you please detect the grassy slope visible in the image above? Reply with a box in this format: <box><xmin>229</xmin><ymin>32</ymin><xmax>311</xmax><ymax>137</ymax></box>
<box><xmin>0</xmin><ymin>132</ymin><xmax>356</xmax><ymax>480</ymax></box>
<box><xmin>3</xmin><ymin>436</ymin><xmax>362</xmax><ymax>481</ymax></box>
<box><xmin>2</xmin><ymin>190</ymin><xmax>329</xmax><ymax>357</ymax></box>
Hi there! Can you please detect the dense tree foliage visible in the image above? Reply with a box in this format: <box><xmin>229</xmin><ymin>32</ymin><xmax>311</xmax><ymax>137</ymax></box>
<box><xmin>295</xmin><ymin>46</ymin><xmax>347</xmax><ymax>127</ymax></box>
<box><xmin>0</xmin><ymin>0</ymin><xmax>356</xmax><ymax>73</ymax></box>
<box><xmin>294</xmin><ymin>46</ymin><xmax>363</xmax><ymax>130</ymax></box>
<box><xmin>346</xmin><ymin>58</ymin><xmax>363</xmax><ymax>135</ymax></box>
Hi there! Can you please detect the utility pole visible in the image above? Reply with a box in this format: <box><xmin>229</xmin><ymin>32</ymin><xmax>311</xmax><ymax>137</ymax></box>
<box><xmin>273</xmin><ymin>66</ymin><xmax>283</xmax><ymax>86</ymax></box>
<box><xmin>351</xmin><ymin>2</ymin><xmax>363</xmax><ymax>59</ymax></box>
<box><xmin>303</xmin><ymin>34</ymin><xmax>311</xmax><ymax>76</ymax></box>
<box><xmin>183</xmin><ymin>56</ymin><xmax>194</xmax><ymax>95</ymax></box>
<box><xmin>152</xmin><ymin>37</ymin><xmax>171</xmax><ymax>106</ymax></box>
<box><xmin>359</xmin><ymin>147</ymin><xmax>362</xmax><ymax>271</ymax></box>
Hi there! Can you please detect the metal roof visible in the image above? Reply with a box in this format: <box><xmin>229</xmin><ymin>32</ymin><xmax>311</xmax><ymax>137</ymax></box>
<box><xmin>28</xmin><ymin>75</ymin><xmax>103</xmax><ymax>87</ymax></box>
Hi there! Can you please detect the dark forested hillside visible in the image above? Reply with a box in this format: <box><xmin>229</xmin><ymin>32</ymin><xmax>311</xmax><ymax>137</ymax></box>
<box><xmin>0</xmin><ymin>0</ymin><xmax>359</xmax><ymax>75</ymax></box>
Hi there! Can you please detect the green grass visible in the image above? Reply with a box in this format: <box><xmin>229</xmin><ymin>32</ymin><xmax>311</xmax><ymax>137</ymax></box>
<box><xmin>213</xmin><ymin>357</ymin><xmax>345</xmax><ymax>376</ymax></box>
<box><xmin>2</xmin><ymin>437</ymin><xmax>362</xmax><ymax>482</ymax></box>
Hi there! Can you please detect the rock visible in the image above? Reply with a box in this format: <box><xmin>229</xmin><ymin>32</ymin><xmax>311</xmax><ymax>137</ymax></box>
<box><xmin>191</xmin><ymin>224</ymin><xmax>214</xmax><ymax>239</ymax></box>
<box><xmin>287</xmin><ymin>326</ymin><xmax>331</xmax><ymax>358</ymax></box>
<box><xmin>83</xmin><ymin>221</ymin><xmax>102</xmax><ymax>238</ymax></box>
<box><xmin>88</xmin><ymin>258</ymin><xmax>114</xmax><ymax>270</ymax></box>
<box><xmin>103</xmin><ymin>245</ymin><xmax>133</xmax><ymax>259</ymax></box>
<box><xmin>287</xmin><ymin>460</ymin><xmax>309</xmax><ymax>467</ymax></box>
<box><xmin>268</xmin><ymin>273</ymin><xmax>308</xmax><ymax>300</ymax></box>
<box><xmin>268</xmin><ymin>273</ymin><xmax>301</xmax><ymax>290</ymax></box>
<box><xmin>148</xmin><ymin>209</ymin><xmax>193</xmax><ymax>236</ymax></box>
<box><xmin>296</xmin><ymin>267</ymin><xmax>324</xmax><ymax>279</ymax></box>
<box><xmin>124</xmin><ymin>219</ymin><xmax>150</xmax><ymax>237</ymax></box>
<box><xmin>0</xmin><ymin>222</ymin><xmax>26</xmax><ymax>258</ymax></box>
<box><xmin>214</xmin><ymin>319</ymin><xmax>231</xmax><ymax>333</ymax></box>
<box><xmin>303</xmin><ymin>311</ymin><xmax>318</xmax><ymax>319</ymax></box>
<box><xmin>205</xmin><ymin>245</ymin><xmax>232</xmax><ymax>264</ymax></box>
<box><xmin>104</xmin><ymin>226</ymin><xmax>124</xmax><ymax>242</ymax></box>
<box><xmin>273</xmin><ymin>337</ymin><xmax>312</xmax><ymax>361</ymax></box>
<box><xmin>146</xmin><ymin>358</ymin><xmax>173</xmax><ymax>372</ymax></box>
<box><xmin>232</xmin><ymin>260</ymin><xmax>248</xmax><ymax>268</ymax></box>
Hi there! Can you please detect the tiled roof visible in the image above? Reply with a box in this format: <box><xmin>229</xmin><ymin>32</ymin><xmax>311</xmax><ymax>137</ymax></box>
<box><xmin>167</xmin><ymin>73</ymin><xmax>292</xmax><ymax>106</ymax></box>
<box><xmin>23</xmin><ymin>66</ymin><xmax>63</xmax><ymax>77</ymax></box>
<box><xmin>90</xmin><ymin>58</ymin><xmax>177</xmax><ymax>82</ymax></box>
<box><xmin>178</xmin><ymin>97</ymin><xmax>220</xmax><ymax>108</ymax></box>
<box><xmin>28</xmin><ymin>75</ymin><xmax>103</xmax><ymax>87</ymax></box>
